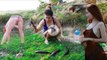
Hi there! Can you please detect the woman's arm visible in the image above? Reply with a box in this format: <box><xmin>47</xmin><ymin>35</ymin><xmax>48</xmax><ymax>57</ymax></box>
<box><xmin>58</xmin><ymin>36</ymin><xmax>75</xmax><ymax>42</ymax></box>
<box><xmin>54</xmin><ymin>18</ymin><xmax>63</xmax><ymax>36</ymax></box>
<box><xmin>80</xmin><ymin>22</ymin><xmax>107</xmax><ymax>43</ymax></box>
<box><xmin>15</xmin><ymin>25</ymin><xmax>18</xmax><ymax>28</ymax></box>
<box><xmin>31</xmin><ymin>20</ymin><xmax>44</xmax><ymax>33</ymax></box>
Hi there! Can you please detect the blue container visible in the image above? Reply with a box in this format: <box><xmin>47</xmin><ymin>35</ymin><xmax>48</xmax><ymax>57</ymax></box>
<box><xmin>74</xmin><ymin>29</ymin><xmax>81</xmax><ymax>35</ymax></box>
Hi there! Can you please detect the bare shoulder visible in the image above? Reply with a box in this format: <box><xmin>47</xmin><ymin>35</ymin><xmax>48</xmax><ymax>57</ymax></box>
<box><xmin>98</xmin><ymin>22</ymin><xmax>105</xmax><ymax>29</ymax></box>
<box><xmin>40</xmin><ymin>19</ymin><xmax>44</xmax><ymax>22</ymax></box>
<box><xmin>98</xmin><ymin>22</ymin><xmax>105</xmax><ymax>26</ymax></box>
<box><xmin>39</xmin><ymin>19</ymin><xmax>44</xmax><ymax>25</ymax></box>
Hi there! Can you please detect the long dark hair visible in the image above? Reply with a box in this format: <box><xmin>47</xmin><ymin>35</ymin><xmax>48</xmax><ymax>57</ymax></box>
<box><xmin>87</xmin><ymin>5</ymin><xmax>104</xmax><ymax>23</ymax></box>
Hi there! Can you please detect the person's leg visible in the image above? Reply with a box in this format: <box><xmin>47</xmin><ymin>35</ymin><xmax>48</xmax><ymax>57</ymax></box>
<box><xmin>17</xmin><ymin>21</ymin><xmax>24</xmax><ymax>52</ymax></box>
<box><xmin>3</xmin><ymin>26</ymin><xmax>6</xmax><ymax>33</ymax></box>
<box><xmin>18</xmin><ymin>21</ymin><xmax>24</xmax><ymax>44</ymax></box>
<box><xmin>1</xmin><ymin>28</ymin><xmax>11</xmax><ymax>45</ymax></box>
<box><xmin>45</xmin><ymin>38</ymin><xmax>48</xmax><ymax>44</ymax></box>
<box><xmin>1</xmin><ymin>16</ymin><xmax>18</xmax><ymax>45</ymax></box>
<box><xmin>7</xmin><ymin>32</ymin><xmax>10</xmax><ymax>44</ymax></box>
<box><xmin>4</xmin><ymin>26</ymin><xmax>10</xmax><ymax>44</ymax></box>
<box><xmin>44</xmin><ymin>32</ymin><xmax>50</xmax><ymax>45</ymax></box>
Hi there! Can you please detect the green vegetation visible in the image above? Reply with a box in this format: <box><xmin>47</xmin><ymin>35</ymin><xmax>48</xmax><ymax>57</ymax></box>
<box><xmin>98</xmin><ymin>2</ymin><xmax>107</xmax><ymax>14</ymax></box>
<box><xmin>0</xmin><ymin>1</ymin><xmax>107</xmax><ymax>60</ymax></box>
<box><xmin>0</xmin><ymin>30</ymin><xmax>85</xmax><ymax>60</ymax></box>
<box><xmin>0</xmin><ymin>10</ymin><xmax>34</xmax><ymax>23</ymax></box>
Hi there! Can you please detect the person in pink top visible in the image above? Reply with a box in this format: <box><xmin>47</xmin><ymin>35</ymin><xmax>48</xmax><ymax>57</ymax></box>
<box><xmin>1</xmin><ymin>15</ymin><xmax>24</xmax><ymax>45</ymax></box>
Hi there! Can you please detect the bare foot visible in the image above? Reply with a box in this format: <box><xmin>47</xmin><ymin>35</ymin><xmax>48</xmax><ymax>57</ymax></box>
<box><xmin>44</xmin><ymin>40</ymin><xmax>49</xmax><ymax>45</ymax></box>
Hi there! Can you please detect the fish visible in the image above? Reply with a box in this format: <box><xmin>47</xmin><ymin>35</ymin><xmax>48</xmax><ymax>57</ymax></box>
<box><xmin>63</xmin><ymin>49</ymin><xmax>69</xmax><ymax>56</ymax></box>
<box><xmin>50</xmin><ymin>49</ymin><xmax>61</xmax><ymax>57</ymax></box>
<box><xmin>35</xmin><ymin>50</ymin><xmax>50</xmax><ymax>54</ymax></box>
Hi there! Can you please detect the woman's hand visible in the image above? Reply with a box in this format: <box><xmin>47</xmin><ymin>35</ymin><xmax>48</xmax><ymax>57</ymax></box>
<box><xmin>82</xmin><ymin>42</ymin><xmax>87</xmax><ymax>47</ymax></box>
<box><xmin>79</xmin><ymin>36</ymin><xmax>85</xmax><ymax>42</ymax></box>
<box><xmin>31</xmin><ymin>21</ymin><xmax>38</xmax><ymax>33</ymax></box>
<box><xmin>79</xmin><ymin>36</ymin><xmax>92</xmax><ymax>42</ymax></box>
<box><xmin>15</xmin><ymin>25</ymin><xmax>18</xmax><ymax>28</ymax></box>
<box><xmin>58</xmin><ymin>30</ymin><xmax>63</xmax><ymax>37</ymax></box>
<box><xmin>79</xmin><ymin>36</ymin><xmax>87</xmax><ymax>47</ymax></box>
<box><xmin>60</xmin><ymin>33</ymin><xmax>64</xmax><ymax>37</ymax></box>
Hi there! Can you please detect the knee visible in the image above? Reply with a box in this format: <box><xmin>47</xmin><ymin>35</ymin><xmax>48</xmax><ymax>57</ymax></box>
<box><xmin>18</xmin><ymin>28</ymin><xmax>23</xmax><ymax>33</ymax></box>
<box><xmin>45</xmin><ymin>33</ymin><xmax>51</xmax><ymax>38</ymax></box>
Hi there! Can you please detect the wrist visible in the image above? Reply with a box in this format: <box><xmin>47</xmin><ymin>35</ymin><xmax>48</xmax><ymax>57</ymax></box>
<box><xmin>85</xmin><ymin>38</ymin><xmax>93</xmax><ymax>40</ymax></box>
<box><xmin>89</xmin><ymin>38</ymin><xmax>94</xmax><ymax>41</ymax></box>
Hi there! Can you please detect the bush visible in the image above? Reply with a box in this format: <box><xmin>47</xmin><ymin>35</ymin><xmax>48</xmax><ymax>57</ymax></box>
<box><xmin>57</xmin><ymin>12</ymin><xmax>87</xmax><ymax>27</ymax></box>
<box><xmin>0</xmin><ymin>10</ymin><xmax>35</xmax><ymax>23</ymax></box>
<box><xmin>0</xmin><ymin>14</ymin><xmax>11</xmax><ymax>23</ymax></box>
<box><xmin>98</xmin><ymin>3</ymin><xmax>107</xmax><ymax>14</ymax></box>
<box><xmin>50</xmin><ymin>0</ymin><xmax>59</xmax><ymax>3</ymax></box>
<box><xmin>98</xmin><ymin>3</ymin><xmax>107</xmax><ymax>23</ymax></box>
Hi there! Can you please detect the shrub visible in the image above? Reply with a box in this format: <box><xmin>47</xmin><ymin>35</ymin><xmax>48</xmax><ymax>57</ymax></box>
<box><xmin>0</xmin><ymin>10</ymin><xmax>35</xmax><ymax>23</ymax></box>
<box><xmin>98</xmin><ymin>3</ymin><xmax>107</xmax><ymax>14</ymax></box>
<box><xmin>57</xmin><ymin>13</ymin><xmax>87</xmax><ymax>27</ymax></box>
<box><xmin>0</xmin><ymin>14</ymin><xmax>11</xmax><ymax>23</ymax></box>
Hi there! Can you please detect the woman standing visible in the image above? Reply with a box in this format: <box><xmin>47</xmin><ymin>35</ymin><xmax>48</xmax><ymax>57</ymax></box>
<box><xmin>80</xmin><ymin>4</ymin><xmax>107</xmax><ymax>60</ymax></box>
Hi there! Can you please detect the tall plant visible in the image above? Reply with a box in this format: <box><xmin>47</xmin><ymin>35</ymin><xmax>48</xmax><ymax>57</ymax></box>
<box><xmin>49</xmin><ymin>0</ymin><xmax>59</xmax><ymax>3</ymax></box>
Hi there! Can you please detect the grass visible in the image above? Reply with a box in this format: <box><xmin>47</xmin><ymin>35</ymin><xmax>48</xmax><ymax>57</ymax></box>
<box><xmin>0</xmin><ymin>30</ymin><xmax>85</xmax><ymax>60</ymax></box>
